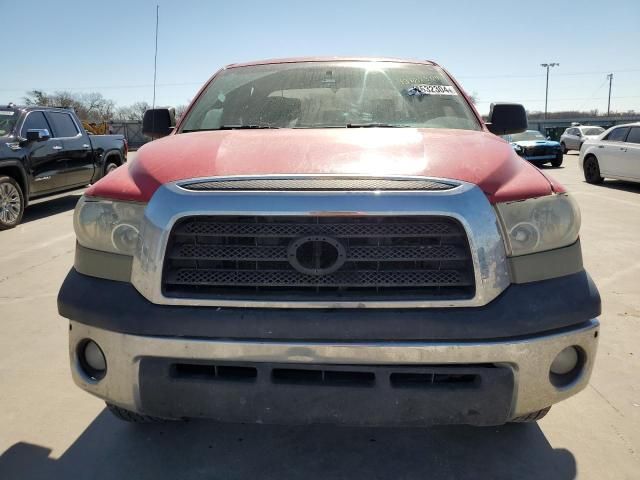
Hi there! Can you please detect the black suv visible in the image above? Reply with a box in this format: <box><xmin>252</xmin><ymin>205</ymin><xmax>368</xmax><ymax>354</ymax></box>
<box><xmin>0</xmin><ymin>104</ymin><xmax>127</xmax><ymax>229</ymax></box>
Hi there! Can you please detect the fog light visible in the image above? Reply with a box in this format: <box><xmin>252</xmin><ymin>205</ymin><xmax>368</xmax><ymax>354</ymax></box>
<box><xmin>79</xmin><ymin>340</ymin><xmax>107</xmax><ymax>380</ymax></box>
<box><xmin>550</xmin><ymin>346</ymin><xmax>579</xmax><ymax>375</ymax></box>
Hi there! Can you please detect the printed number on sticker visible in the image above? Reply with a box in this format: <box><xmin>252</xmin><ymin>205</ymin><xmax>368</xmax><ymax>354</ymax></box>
<box><xmin>407</xmin><ymin>85</ymin><xmax>456</xmax><ymax>96</ymax></box>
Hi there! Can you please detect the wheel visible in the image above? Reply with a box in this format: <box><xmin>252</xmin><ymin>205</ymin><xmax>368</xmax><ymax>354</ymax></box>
<box><xmin>0</xmin><ymin>176</ymin><xmax>25</xmax><ymax>230</ymax></box>
<box><xmin>510</xmin><ymin>406</ymin><xmax>551</xmax><ymax>423</ymax></box>
<box><xmin>560</xmin><ymin>142</ymin><xmax>567</xmax><ymax>154</ymax></box>
<box><xmin>106</xmin><ymin>403</ymin><xmax>167</xmax><ymax>423</ymax></box>
<box><xmin>551</xmin><ymin>154</ymin><xmax>563</xmax><ymax>168</ymax></box>
<box><xmin>583</xmin><ymin>155</ymin><xmax>603</xmax><ymax>184</ymax></box>
<box><xmin>104</xmin><ymin>157</ymin><xmax>120</xmax><ymax>176</ymax></box>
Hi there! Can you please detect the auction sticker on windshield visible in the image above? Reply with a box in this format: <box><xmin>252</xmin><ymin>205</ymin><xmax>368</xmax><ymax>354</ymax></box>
<box><xmin>406</xmin><ymin>84</ymin><xmax>457</xmax><ymax>96</ymax></box>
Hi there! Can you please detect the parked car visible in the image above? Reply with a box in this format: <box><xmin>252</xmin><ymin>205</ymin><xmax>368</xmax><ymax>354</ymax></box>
<box><xmin>580</xmin><ymin>122</ymin><xmax>640</xmax><ymax>184</ymax></box>
<box><xmin>0</xmin><ymin>105</ymin><xmax>127</xmax><ymax>229</ymax></box>
<box><xmin>560</xmin><ymin>125</ymin><xmax>605</xmax><ymax>153</ymax></box>
<box><xmin>503</xmin><ymin>129</ymin><xmax>563</xmax><ymax>167</ymax></box>
<box><xmin>58</xmin><ymin>57</ymin><xmax>600</xmax><ymax>427</ymax></box>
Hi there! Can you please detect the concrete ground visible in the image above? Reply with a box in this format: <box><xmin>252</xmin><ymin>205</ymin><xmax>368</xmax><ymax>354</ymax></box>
<box><xmin>0</xmin><ymin>153</ymin><xmax>638</xmax><ymax>479</ymax></box>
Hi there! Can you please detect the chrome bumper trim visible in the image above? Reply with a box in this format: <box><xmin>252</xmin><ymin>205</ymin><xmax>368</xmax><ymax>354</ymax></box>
<box><xmin>130</xmin><ymin>175</ymin><xmax>510</xmax><ymax>308</ymax></box>
<box><xmin>69</xmin><ymin>319</ymin><xmax>599</xmax><ymax>418</ymax></box>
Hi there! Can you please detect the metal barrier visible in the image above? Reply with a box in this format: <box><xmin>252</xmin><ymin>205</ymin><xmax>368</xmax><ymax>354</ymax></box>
<box><xmin>108</xmin><ymin>121</ymin><xmax>149</xmax><ymax>149</ymax></box>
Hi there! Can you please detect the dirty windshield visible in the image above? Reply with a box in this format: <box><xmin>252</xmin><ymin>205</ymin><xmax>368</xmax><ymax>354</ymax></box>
<box><xmin>180</xmin><ymin>62</ymin><xmax>480</xmax><ymax>131</ymax></box>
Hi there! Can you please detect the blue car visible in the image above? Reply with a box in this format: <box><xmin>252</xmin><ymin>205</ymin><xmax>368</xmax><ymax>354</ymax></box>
<box><xmin>502</xmin><ymin>130</ymin><xmax>564</xmax><ymax>167</ymax></box>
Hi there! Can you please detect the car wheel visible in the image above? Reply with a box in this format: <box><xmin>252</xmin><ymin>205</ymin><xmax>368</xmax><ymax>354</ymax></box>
<box><xmin>551</xmin><ymin>154</ymin><xmax>563</xmax><ymax>168</ymax></box>
<box><xmin>0</xmin><ymin>176</ymin><xmax>25</xmax><ymax>230</ymax></box>
<box><xmin>560</xmin><ymin>142</ymin><xmax>568</xmax><ymax>154</ymax></box>
<box><xmin>583</xmin><ymin>155</ymin><xmax>603</xmax><ymax>184</ymax></box>
<box><xmin>510</xmin><ymin>406</ymin><xmax>551</xmax><ymax>423</ymax></box>
<box><xmin>104</xmin><ymin>157</ymin><xmax>120</xmax><ymax>176</ymax></box>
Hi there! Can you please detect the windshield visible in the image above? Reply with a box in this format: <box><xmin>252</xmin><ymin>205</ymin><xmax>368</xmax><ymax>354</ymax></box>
<box><xmin>180</xmin><ymin>62</ymin><xmax>480</xmax><ymax>132</ymax></box>
<box><xmin>506</xmin><ymin>130</ymin><xmax>545</xmax><ymax>142</ymax></box>
<box><xmin>582</xmin><ymin>127</ymin><xmax>604</xmax><ymax>136</ymax></box>
<box><xmin>0</xmin><ymin>109</ymin><xmax>18</xmax><ymax>136</ymax></box>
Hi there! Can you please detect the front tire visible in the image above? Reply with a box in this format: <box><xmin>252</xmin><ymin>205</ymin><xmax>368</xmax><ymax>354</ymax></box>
<box><xmin>584</xmin><ymin>155</ymin><xmax>603</xmax><ymax>184</ymax></box>
<box><xmin>551</xmin><ymin>154</ymin><xmax>563</xmax><ymax>168</ymax></box>
<box><xmin>510</xmin><ymin>406</ymin><xmax>551</xmax><ymax>423</ymax></box>
<box><xmin>0</xmin><ymin>176</ymin><xmax>25</xmax><ymax>230</ymax></box>
<box><xmin>106</xmin><ymin>403</ymin><xmax>167</xmax><ymax>423</ymax></box>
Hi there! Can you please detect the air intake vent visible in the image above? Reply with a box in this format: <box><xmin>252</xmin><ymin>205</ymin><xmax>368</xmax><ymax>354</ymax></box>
<box><xmin>180</xmin><ymin>177</ymin><xmax>457</xmax><ymax>192</ymax></box>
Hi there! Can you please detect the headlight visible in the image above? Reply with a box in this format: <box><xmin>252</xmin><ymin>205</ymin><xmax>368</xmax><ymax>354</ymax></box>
<box><xmin>74</xmin><ymin>196</ymin><xmax>146</xmax><ymax>255</ymax></box>
<box><xmin>496</xmin><ymin>194</ymin><xmax>580</xmax><ymax>256</ymax></box>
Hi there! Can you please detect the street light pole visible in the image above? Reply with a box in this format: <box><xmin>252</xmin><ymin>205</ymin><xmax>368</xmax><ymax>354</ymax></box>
<box><xmin>540</xmin><ymin>63</ymin><xmax>559</xmax><ymax>120</ymax></box>
<box><xmin>607</xmin><ymin>73</ymin><xmax>613</xmax><ymax>116</ymax></box>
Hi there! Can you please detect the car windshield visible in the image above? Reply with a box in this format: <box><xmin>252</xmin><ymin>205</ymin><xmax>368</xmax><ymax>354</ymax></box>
<box><xmin>582</xmin><ymin>127</ymin><xmax>604</xmax><ymax>135</ymax></box>
<box><xmin>507</xmin><ymin>130</ymin><xmax>545</xmax><ymax>141</ymax></box>
<box><xmin>0</xmin><ymin>109</ymin><xmax>18</xmax><ymax>136</ymax></box>
<box><xmin>180</xmin><ymin>62</ymin><xmax>480</xmax><ymax>132</ymax></box>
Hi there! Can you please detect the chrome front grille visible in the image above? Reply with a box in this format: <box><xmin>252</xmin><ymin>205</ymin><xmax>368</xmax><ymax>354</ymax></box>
<box><xmin>162</xmin><ymin>215</ymin><xmax>475</xmax><ymax>301</ymax></box>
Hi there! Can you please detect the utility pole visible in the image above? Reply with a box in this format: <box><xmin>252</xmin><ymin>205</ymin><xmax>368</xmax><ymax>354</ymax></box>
<box><xmin>152</xmin><ymin>5</ymin><xmax>159</xmax><ymax>110</ymax></box>
<box><xmin>607</xmin><ymin>73</ymin><xmax>613</xmax><ymax>116</ymax></box>
<box><xmin>540</xmin><ymin>63</ymin><xmax>559</xmax><ymax>120</ymax></box>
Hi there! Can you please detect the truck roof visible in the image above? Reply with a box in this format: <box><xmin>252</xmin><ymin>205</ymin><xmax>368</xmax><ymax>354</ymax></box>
<box><xmin>225</xmin><ymin>56</ymin><xmax>438</xmax><ymax>69</ymax></box>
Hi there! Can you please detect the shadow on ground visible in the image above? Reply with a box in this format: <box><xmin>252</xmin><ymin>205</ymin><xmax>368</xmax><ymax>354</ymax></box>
<box><xmin>22</xmin><ymin>193</ymin><xmax>82</xmax><ymax>224</ymax></box>
<box><xmin>0</xmin><ymin>409</ymin><xmax>576</xmax><ymax>480</ymax></box>
<box><xmin>592</xmin><ymin>179</ymin><xmax>640</xmax><ymax>194</ymax></box>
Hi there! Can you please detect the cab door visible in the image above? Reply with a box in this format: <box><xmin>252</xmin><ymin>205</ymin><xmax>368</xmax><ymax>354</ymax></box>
<box><xmin>19</xmin><ymin>110</ymin><xmax>64</xmax><ymax>194</ymax></box>
<box><xmin>45</xmin><ymin>111</ymin><xmax>95</xmax><ymax>187</ymax></box>
<box><xmin>598</xmin><ymin>127</ymin><xmax>630</xmax><ymax>178</ymax></box>
<box><xmin>620</xmin><ymin>127</ymin><xmax>640</xmax><ymax>180</ymax></box>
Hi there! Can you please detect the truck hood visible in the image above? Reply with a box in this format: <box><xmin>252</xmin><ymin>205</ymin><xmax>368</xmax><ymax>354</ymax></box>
<box><xmin>87</xmin><ymin>128</ymin><xmax>559</xmax><ymax>204</ymax></box>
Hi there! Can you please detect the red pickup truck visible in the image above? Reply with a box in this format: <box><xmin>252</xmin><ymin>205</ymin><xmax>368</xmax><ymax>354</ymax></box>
<box><xmin>58</xmin><ymin>57</ymin><xmax>600</xmax><ymax>426</ymax></box>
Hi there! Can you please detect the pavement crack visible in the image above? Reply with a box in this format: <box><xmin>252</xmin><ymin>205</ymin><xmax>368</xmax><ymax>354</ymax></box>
<box><xmin>589</xmin><ymin>383</ymin><xmax>624</xmax><ymax>417</ymax></box>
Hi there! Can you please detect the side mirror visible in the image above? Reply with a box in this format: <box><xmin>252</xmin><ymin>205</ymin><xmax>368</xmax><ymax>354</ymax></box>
<box><xmin>142</xmin><ymin>108</ymin><xmax>176</xmax><ymax>139</ymax></box>
<box><xmin>486</xmin><ymin>103</ymin><xmax>527</xmax><ymax>135</ymax></box>
<box><xmin>25</xmin><ymin>129</ymin><xmax>51</xmax><ymax>142</ymax></box>
<box><xmin>576</xmin><ymin>131</ymin><xmax>582</xmax><ymax>137</ymax></box>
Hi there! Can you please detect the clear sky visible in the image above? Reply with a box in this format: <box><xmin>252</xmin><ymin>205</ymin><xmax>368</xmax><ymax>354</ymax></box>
<box><xmin>2</xmin><ymin>0</ymin><xmax>639</xmax><ymax>115</ymax></box>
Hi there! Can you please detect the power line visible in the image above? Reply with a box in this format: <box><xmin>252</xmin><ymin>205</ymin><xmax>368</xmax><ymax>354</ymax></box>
<box><xmin>457</xmin><ymin>68</ymin><xmax>640</xmax><ymax>80</ymax></box>
<box><xmin>474</xmin><ymin>95</ymin><xmax>640</xmax><ymax>104</ymax></box>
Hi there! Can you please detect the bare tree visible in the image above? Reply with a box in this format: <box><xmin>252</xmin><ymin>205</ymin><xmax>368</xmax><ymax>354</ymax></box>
<box><xmin>115</xmin><ymin>101</ymin><xmax>151</xmax><ymax>121</ymax></box>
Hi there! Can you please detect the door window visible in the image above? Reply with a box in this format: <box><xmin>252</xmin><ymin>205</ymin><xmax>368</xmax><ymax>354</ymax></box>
<box><xmin>21</xmin><ymin>111</ymin><xmax>51</xmax><ymax>136</ymax></box>
<box><xmin>624</xmin><ymin>127</ymin><xmax>640</xmax><ymax>144</ymax></box>
<box><xmin>48</xmin><ymin>112</ymin><xmax>80</xmax><ymax>138</ymax></box>
<box><xmin>604</xmin><ymin>127</ymin><xmax>630</xmax><ymax>142</ymax></box>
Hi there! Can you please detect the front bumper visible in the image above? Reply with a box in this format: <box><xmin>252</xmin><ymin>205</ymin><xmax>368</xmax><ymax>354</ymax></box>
<box><xmin>69</xmin><ymin>319</ymin><xmax>599</xmax><ymax>426</ymax></box>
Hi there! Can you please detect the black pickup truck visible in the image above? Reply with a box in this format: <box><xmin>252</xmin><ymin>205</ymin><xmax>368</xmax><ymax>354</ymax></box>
<box><xmin>0</xmin><ymin>104</ymin><xmax>127</xmax><ymax>229</ymax></box>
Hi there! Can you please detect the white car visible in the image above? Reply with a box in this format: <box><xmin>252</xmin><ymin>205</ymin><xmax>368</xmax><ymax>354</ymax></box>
<box><xmin>560</xmin><ymin>125</ymin><xmax>605</xmax><ymax>153</ymax></box>
<box><xmin>580</xmin><ymin>122</ymin><xmax>640</xmax><ymax>184</ymax></box>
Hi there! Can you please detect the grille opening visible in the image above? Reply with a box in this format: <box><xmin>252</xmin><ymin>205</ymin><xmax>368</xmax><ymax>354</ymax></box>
<box><xmin>272</xmin><ymin>368</ymin><xmax>375</xmax><ymax>386</ymax></box>
<box><xmin>172</xmin><ymin>363</ymin><xmax>257</xmax><ymax>381</ymax></box>
<box><xmin>390</xmin><ymin>372</ymin><xmax>479</xmax><ymax>388</ymax></box>
<box><xmin>162</xmin><ymin>215</ymin><xmax>475</xmax><ymax>301</ymax></box>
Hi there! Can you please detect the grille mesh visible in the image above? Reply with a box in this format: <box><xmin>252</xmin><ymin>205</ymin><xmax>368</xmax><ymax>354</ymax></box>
<box><xmin>162</xmin><ymin>215</ymin><xmax>475</xmax><ymax>301</ymax></box>
<box><xmin>180</xmin><ymin>177</ymin><xmax>457</xmax><ymax>192</ymax></box>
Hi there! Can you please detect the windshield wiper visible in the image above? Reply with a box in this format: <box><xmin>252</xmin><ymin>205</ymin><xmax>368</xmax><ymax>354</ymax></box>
<box><xmin>218</xmin><ymin>124</ymin><xmax>279</xmax><ymax>130</ymax></box>
<box><xmin>182</xmin><ymin>125</ymin><xmax>279</xmax><ymax>133</ymax></box>
<box><xmin>346</xmin><ymin>123</ymin><xmax>407</xmax><ymax>128</ymax></box>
